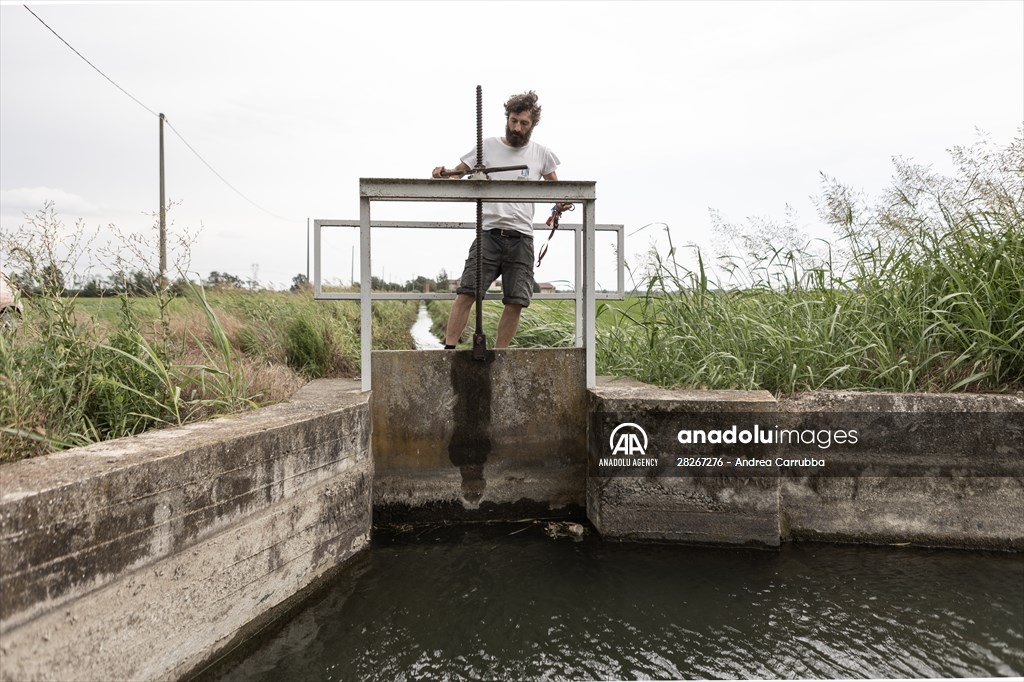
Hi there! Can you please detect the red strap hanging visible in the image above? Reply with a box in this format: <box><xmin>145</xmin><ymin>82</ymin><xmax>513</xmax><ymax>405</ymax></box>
<box><xmin>537</xmin><ymin>203</ymin><xmax>574</xmax><ymax>267</ymax></box>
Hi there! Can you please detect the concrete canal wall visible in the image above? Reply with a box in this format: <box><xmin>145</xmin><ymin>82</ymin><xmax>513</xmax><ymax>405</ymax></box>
<box><xmin>586</xmin><ymin>378</ymin><xmax>783</xmax><ymax>547</ymax></box>
<box><xmin>775</xmin><ymin>391</ymin><xmax>1024</xmax><ymax>550</ymax></box>
<box><xmin>1</xmin><ymin>349</ymin><xmax>1021</xmax><ymax>680</ymax></box>
<box><xmin>587</xmin><ymin>379</ymin><xmax>1024</xmax><ymax>551</ymax></box>
<box><xmin>0</xmin><ymin>380</ymin><xmax>372</xmax><ymax>682</ymax></box>
<box><xmin>371</xmin><ymin>349</ymin><xmax>588</xmax><ymax>522</ymax></box>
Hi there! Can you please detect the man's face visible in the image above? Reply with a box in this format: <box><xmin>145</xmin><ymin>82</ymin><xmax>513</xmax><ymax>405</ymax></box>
<box><xmin>505</xmin><ymin>111</ymin><xmax>535</xmax><ymax>148</ymax></box>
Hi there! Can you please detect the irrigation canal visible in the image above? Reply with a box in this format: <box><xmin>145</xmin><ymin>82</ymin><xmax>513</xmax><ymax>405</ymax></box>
<box><xmin>411</xmin><ymin>303</ymin><xmax>444</xmax><ymax>350</ymax></box>
<box><xmin>203</xmin><ymin>523</ymin><xmax>1024</xmax><ymax>681</ymax></box>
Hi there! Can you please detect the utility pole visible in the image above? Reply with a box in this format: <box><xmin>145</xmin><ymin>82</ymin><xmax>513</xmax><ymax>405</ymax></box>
<box><xmin>159</xmin><ymin>113</ymin><xmax>167</xmax><ymax>289</ymax></box>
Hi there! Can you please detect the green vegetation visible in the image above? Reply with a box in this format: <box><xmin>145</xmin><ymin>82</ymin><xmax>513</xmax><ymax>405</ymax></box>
<box><xmin>427</xmin><ymin>299</ymin><xmax>577</xmax><ymax>350</ymax></box>
<box><xmin>596</xmin><ymin>218</ymin><xmax>1021</xmax><ymax>393</ymax></box>
<box><xmin>433</xmin><ymin>131</ymin><xmax>1024</xmax><ymax>394</ymax></box>
<box><xmin>0</xmin><ymin>283</ymin><xmax>416</xmax><ymax>462</ymax></box>
<box><xmin>4</xmin><ymin>131</ymin><xmax>1019</xmax><ymax>461</ymax></box>
<box><xmin>0</xmin><ymin>204</ymin><xmax>419</xmax><ymax>462</ymax></box>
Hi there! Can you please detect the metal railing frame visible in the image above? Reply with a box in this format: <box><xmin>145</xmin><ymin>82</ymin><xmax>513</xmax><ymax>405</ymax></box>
<box><xmin>313</xmin><ymin>178</ymin><xmax>621</xmax><ymax>391</ymax></box>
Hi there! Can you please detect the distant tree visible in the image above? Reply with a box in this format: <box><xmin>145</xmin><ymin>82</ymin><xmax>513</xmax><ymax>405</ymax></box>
<box><xmin>80</xmin><ymin>279</ymin><xmax>103</xmax><ymax>297</ymax></box>
<box><xmin>10</xmin><ymin>271</ymin><xmax>35</xmax><ymax>295</ymax></box>
<box><xmin>291</xmin><ymin>273</ymin><xmax>310</xmax><ymax>293</ymax></box>
<box><xmin>39</xmin><ymin>263</ymin><xmax>65</xmax><ymax>296</ymax></box>
<box><xmin>128</xmin><ymin>269</ymin><xmax>159</xmax><ymax>296</ymax></box>
<box><xmin>109</xmin><ymin>269</ymin><xmax>127</xmax><ymax>294</ymax></box>
<box><xmin>401</xmin><ymin>275</ymin><xmax>441</xmax><ymax>293</ymax></box>
<box><xmin>168</xmin><ymin>276</ymin><xmax>190</xmax><ymax>297</ymax></box>
<box><xmin>435</xmin><ymin>268</ymin><xmax>450</xmax><ymax>292</ymax></box>
<box><xmin>206</xmin><ymin>271</ymin><xmax>244</xmax><ymax>289</ymax></box>
<box><xmin>371</xmin><ymin>276</ymin><xmax>402</xmax><ymax>291</ymax></box>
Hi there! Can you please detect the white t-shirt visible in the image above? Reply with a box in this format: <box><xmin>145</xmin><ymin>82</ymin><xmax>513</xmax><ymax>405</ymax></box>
<box><xmin>461</xmin><ymin>137</ymin><xmax>560</xmax><ymax>235</ymax></box>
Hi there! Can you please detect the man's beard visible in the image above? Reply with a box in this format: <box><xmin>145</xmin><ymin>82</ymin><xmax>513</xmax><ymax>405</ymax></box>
<box><xmin>505</xmin><ymin>124</ymin><xmax>532</xmax><ymax>148</ymax></box>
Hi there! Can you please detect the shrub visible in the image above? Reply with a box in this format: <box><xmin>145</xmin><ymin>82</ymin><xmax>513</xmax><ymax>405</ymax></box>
<box><xmin>285</xmin><ymin>314</ymin><xmax>333</xmax><ymax>378</ymax></box>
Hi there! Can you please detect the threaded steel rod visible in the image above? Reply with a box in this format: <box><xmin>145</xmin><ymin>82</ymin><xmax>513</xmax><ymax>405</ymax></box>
<box><xmin>474</xmin><ymin>85</ymin><xmax>484</xmax><ymax>351</ymax></box>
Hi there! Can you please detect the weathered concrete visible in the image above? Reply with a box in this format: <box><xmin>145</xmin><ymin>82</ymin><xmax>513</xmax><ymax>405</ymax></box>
<box><xmin>587</xmin><ymin>377</ymin><xmax>781</xmax><ymax>546</ymax></box>
<box><xmin>587</xmin><ymin>382</ymin><xmax>1024</xmax><ymax>550</ymax></box>
<box><xmin>776</xmin><ymin>391</ymin><xmax>1024</xmax><ymax>550</ymax></box>
<box><xmin>3</xmin><ymin>362</ymin><xmax>1020</xmax><ymax>681</ymax></box>
<box><xmin>0</xmin><ymin>380</ymin><xmax>372</xmax><ymax>682</ymax></box>
<box><xmin>371</xmin><ymin>349</ymin><xmax>587</xmax><ymax>521</ymax></box>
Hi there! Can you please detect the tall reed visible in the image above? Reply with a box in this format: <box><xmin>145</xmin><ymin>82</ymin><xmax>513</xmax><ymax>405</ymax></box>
<box><xmin>430</xmin><ymin>131</ymin><xmax>1022</xmax><ymax>394</ymax></box>
<box><xmin>598</xmin><ymin>131</ymin><xmax>1023</xmax><ymax>393</ymax></box>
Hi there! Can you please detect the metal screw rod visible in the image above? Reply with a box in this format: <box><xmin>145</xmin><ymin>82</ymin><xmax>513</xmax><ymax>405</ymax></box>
<box><xmin>472</xmin><ymin>85</ymin><xmax>487</xmax><ymax>359</ymax></box>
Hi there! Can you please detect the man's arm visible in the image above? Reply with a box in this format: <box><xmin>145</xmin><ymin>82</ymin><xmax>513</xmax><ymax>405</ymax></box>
<box><xmin>432</xmin><ymin>161</ymin><xmax>470</xmax><ymax>179</ymax></box>
<box><xmin>542</xmin><ymin>171</ymin><xmax>572</xmax><ymax>212</ymax></box>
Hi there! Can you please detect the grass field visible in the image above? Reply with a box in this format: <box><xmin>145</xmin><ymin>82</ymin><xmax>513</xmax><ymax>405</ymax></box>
<box><xmin>0</xmin><ymin>287</ymin><xmax>416</xmax><ymax>462</ymax></box>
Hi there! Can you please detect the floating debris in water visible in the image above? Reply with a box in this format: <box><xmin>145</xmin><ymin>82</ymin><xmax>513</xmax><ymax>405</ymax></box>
<box><xmin>545</xmin><ymin>521</ymin><xmax>585</xmax><ymax>541</ymax></box>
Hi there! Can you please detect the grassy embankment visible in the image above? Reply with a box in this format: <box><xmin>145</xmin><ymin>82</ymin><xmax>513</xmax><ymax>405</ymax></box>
<box><xmin>0</xmin><ymin>287</ymin><xmax>416</xmax><ymax>462</ymax></box>
<box><xmin>4</xmin><ymin>132</ymin><xmax>1019</xmax><ymax>461</ymax></box>
<box><xmin>431</xmin><ymin>218</ymin><xmax>1022</xmax><ymax>393</ymax></box>
<box><xmin>430</xmin><ymin>134</ymin><xmax>1023</xmax><ymax>394</ymax></box>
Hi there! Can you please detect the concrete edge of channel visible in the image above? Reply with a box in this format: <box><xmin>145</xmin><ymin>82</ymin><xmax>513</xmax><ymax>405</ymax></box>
<box><xmin>1</xmin><ymin>365</ymin><xmax>1021</xmax><ymax>681</ymax></box>
<box><xmin>0</xmin><ymin>378</ymin><xmax>372</xmax><ymax>682</ymax></box>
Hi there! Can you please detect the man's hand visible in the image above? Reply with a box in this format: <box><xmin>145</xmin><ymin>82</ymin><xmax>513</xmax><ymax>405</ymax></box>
<box><xmin>432</xmin><ymin>160</ymin><xmax>468</xmax><ymax>178</ymax></box>
<box><xmin>555</xmin><ymin>202</ymin><xmax>574</xmax><ymax>213</ymax></box>
<box><xmin>432</xmin><ymin>164</ymin><xmax>469</xmax><ymax>179</ymax></box>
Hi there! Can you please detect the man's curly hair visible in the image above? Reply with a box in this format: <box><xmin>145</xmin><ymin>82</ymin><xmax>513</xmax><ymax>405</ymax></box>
<box><xmin>504</xmin><ymin>91</ymin><xmax>541</xmax><ymax>126</ymax></box>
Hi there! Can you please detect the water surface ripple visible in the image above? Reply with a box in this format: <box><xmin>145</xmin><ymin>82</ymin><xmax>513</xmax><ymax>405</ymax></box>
<box><xmin>211</xmin><ymin>524</ymin><xmax>1024</xmax><ymax>681</ymax></box>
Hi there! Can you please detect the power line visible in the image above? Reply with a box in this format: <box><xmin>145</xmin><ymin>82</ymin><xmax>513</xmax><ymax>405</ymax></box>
<box><xmin>22</xmin><ymin>4</ymin><xmax>295</xmax><ymax>223</ymax></box>
<box><xmin>22</xmin><ymin>5</ymin><xmax>158</xmax><ymax>118</ymax></box>
<box><xmin>164</xmin><ymin>119</ymin><xmax>292</xmax><ymax>221</ymax></box>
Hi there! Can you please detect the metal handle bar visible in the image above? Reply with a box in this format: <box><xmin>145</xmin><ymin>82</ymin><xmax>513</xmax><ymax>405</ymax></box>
<box><xmin>438</xmin><ymin>164</ymin><xmax>529</xmax><ymax>178</ymax></box>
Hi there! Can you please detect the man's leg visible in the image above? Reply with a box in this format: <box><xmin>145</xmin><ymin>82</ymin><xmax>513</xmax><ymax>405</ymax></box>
<box><xmin>448</xmin><ymin>232</ymin><xmax>502</xmax><ymax>348</ymax></box>
<box><xmin>495</xmin><ymin>303</ymin><xmax>523</xmax><ymax>348</ymax></box>
<box><xmin>445</xmin><ymin>293</ymin><xmax>476</xmax><ymax>347</ymax></box>
<box><xmin>495</xmin><ymin>234</ymin><xmax>533</xmax><ymax>348</ymax></box>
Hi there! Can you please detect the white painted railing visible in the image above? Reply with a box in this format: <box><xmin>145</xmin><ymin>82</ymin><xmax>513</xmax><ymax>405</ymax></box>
<box><xmin>313</xmin><ymin>178</ymin><xmax>623</xmax><ymax>391</ymax></box>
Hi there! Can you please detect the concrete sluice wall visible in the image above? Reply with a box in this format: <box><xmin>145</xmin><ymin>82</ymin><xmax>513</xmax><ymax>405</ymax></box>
<box><xmin>0</xmin><ymin>381</ymin><xmax>372</xmax><ymax>682</ymax></box>
<box><xmin>371</xmin><ymin>349</ymin><xmax>587</xmax><ymax>522</ymax></box>
<box><xmin>1</xmin><ymin>348</ymin><xmax>1021</xmax><ymax>680</ymax></box>
<box><xmin>588</xmin><ymin>380</ymin><xmax>1024</xmax><ymax>550</ymax></box>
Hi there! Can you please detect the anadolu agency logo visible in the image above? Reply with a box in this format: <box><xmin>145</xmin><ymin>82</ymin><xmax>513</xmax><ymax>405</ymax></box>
<box><xmin>602</xmin><ymin>423</ymin><xmax>658</xmax><ymax>467</ymax></box>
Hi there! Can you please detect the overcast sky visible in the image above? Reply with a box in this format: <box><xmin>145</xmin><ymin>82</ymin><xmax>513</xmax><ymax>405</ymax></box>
<box><xmin>1</xmin><ymin>1</ymin><xmax>1022</xmax><ymax>291</ymax></box>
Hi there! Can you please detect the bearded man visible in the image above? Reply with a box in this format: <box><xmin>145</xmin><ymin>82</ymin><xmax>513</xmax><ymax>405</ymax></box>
<box><xmin>431</xmin><ymin>90</ymin><xmax>570</xmax><ymax>349</ymax></box>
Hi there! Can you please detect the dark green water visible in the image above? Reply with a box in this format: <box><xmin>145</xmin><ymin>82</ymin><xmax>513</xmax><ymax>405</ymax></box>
<box><xmin>210</xmin><ymin>524</ymin><xmax>1024</xmax><ymax>681</ymax></box>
